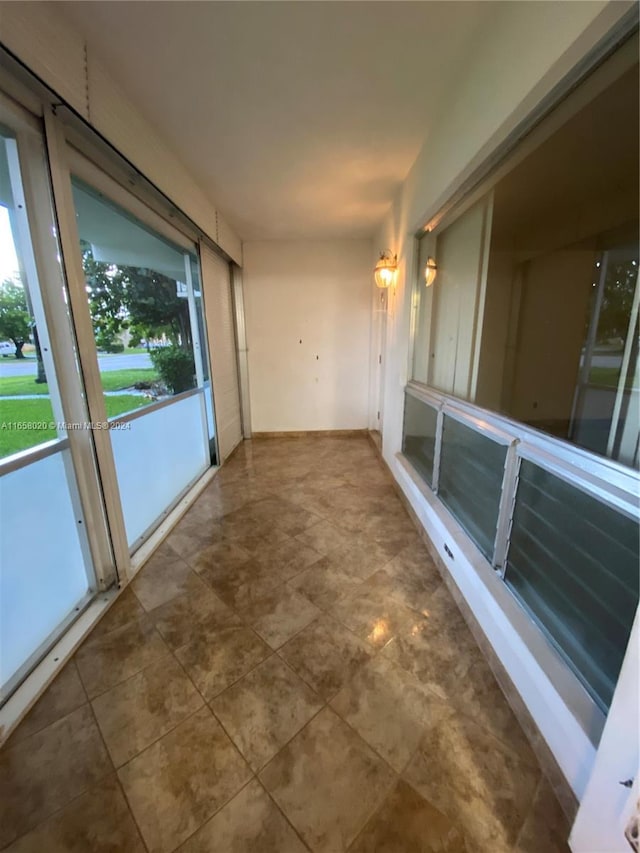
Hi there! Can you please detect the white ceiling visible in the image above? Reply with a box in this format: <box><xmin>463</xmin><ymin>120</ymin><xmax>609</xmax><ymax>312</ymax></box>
<box><xmin>58</xmin><ymin>1</ymin><xmax>492</xmax><ymax>241</ymax></box>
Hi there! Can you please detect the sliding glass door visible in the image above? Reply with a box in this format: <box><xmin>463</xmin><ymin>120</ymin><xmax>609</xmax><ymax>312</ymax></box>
<box><xmin>68</xmin><ymin>160</ymin><xmax>216</xmax><ymax>549</ymax></box>
<box><xmin>0</xmin><ymin>99</ymin><xmax>110</xmax><ymax>702</ymax></box>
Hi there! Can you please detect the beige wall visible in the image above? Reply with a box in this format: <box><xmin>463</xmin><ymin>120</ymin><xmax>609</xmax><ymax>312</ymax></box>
<box><xmin>243</xmin><ymin>240</ymin><xmax>372</xmax><ymax>432</ymax></box>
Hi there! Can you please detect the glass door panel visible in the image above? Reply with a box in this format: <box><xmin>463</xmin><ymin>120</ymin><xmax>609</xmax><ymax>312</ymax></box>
<box><xmin>70</xmin><ymin>176</ymin><xmax>213</xmax><ymax>549</ymax></box>
<box><xmin>570</xmin><ymin>246</ymin><xmax>640</xmax><ymax>466</ymax></box>
<box><xmin>0</xmin><ymin>115</ymin><xmax>97</xmax><ymax>702</ymax></box>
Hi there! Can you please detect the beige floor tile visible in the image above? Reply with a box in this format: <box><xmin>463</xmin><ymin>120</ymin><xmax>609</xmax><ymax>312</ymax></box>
<box><xmin>91</xmin><ymin>588</ymin><xmax>146</xmax><ymax>638</ymax></box>
<box><xmin>449</xmin><ymin>656</ymin><xmax>538</xmax><ymax>768</ymax></box>
<box><xmin>350</xmin><ymin>779</ymin><xmax>468</xmax><ymax>852</ymax></box>
<box><xmin>260</xmin><ymin>706</ymin><xmax>395</xmax><ymax>852</ymax></box>
<box><xmin>279</xmin><ymin>614</ymin><xmax>373</xmax><ymax>701</ymax></box>
<box><xmin>295</xmin><ymin>519</ymin><xmax>352</xmax><ymax>555</ymax></box>
<box><xmin>381</xmin><ymin>542</ymin><xmax>442</xmax><ymax>613</ymax></box>
<box><xmin>0</xmin><ymin>705</ymin><xmax>112</xmax><ymax>847</ymax></box>
<box><xmin>380</xmin><ymin>583</ymin><xmax>479</xmax><ymax>698</ymax></box>
<box><xmin>131</xmin><ymin>548</ymin><xmax>203</xmax><ymax>611</ymax></box>
<box><xmin>149</xmin><ymin>584</ymin><xmax>241</xmax><ymax>650</ymax></box>
<box><xmin>331</xmin><ymin>575</ymin><xmax>425</xmax><ymax>648</ymax></box>
<box><xmin>226</xmin><ymin>519</ymin><xmax>291</xmax><ymax>553</ymax></box>
<box><xmin>176</xmin><ymin>624</ymin><xmax>270</xmax><ymax>700</ymax></box>
<box><xmin>75</xmin><ymin>616</ymin><xmax>170</xmax><ymax>699</ymax></box>
<box><xmin>323</xmin><ymin>540</ymin><xmax>392</xmax><ymax>580</ymax></box>
<box><xmin>191</xmin><ymin>538</ymin><xmax>253</xmax><ymax>576</ymax></box>
<box><xmin>212</xmin><ymin>655</ymin><xmax>322</xmax><ymax>770</ymax></box>
<box><xmin>288</xmin><ymin>556</ymin><xmax>363</xmax><ymax>610</ymax></box>
<box><xmin>249</xmin><ymin>496</ymin><xmax>296</xmax><ymax>523</ymax></box>
<box><xmin>331</xmin><ymin>656</ymin><xmax>448</xmax><ymax>773</ymax></box>
<box><xmin>7</xmin><ymin>660</ymin><xmax>86</xmax><ymax>746</ymax></box>
<box><xmin>370</xmin><ymin>526</ymin><xmax>422</xmax><ymax>559</ymax></box>
<box><xmin>215</xmin><ymin>508</ymin><xmax>263</xmax><ymax>539</ymax></box>
<box><xmin>253</xmin><ymin>538</ymin><xmax>323</xmax><ymax>581</ymax></box>
<box><xmin>272</xmin><ymin>507</ymin><xmax>322</xmax><ymax>537</ymax></box>
<box><xmin>205</xmin><ymin>557</ymin><xmax>284</xmax><ymax>611</ymax></box>
<box><xmin>403</xmin><ymin>708</ymin><xmax>540</xmax><ymax>853</ymax></box>
<box><xmin>92</xmin><ymin>655</ymin><xmax>203</xmax><ymax>767</ymax></box>
<box><xmin>178</xmin><ymin>779</ymin><xmax>307</xmax><ymax>853</ymax></box>
<box><xmin>514</xmin><ymin>777</ymin><xmax>571</xmax><ymax>852</ymax></box>
<box><xmin>165</xmin><ymin>524</ymin><xmax>222</xmax><ymax>563</ymax></box>
<box><xmin>5</xmin><ymin>775</ymin><xmax>145</xmax><ymax>853</ymax></box>
<box><xmin>322</xmin><ymin>506</ymin><xmax>374</xmax><ymax>535</ymax></box>
<box><xmin>118</xmin><ymin>706</ymin><xmax>251</xmax><ymax>853</ymax></box>
<box><xmin>245</xmin><ymin>585</ymin><xmax>322</xmax><ymax>648</ymax></box>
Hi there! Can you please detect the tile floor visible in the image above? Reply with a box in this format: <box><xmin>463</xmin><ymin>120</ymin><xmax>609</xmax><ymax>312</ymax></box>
<box><xmin>0</xmin><ymin>436</ymin><xmax>571</xmax><ymax>852</ymax></box>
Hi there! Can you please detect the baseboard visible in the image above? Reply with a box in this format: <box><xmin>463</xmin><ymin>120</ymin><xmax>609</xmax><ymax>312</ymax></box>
<box><xmin>250</xmin><ymin>429</ymin><xmax>368</xmax><ymax>439</ymax></box>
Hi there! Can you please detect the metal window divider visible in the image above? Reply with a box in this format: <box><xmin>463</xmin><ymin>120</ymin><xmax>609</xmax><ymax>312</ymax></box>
<box><xmin>492</xmin><ymin>439</ymin><xmax>522</xmax><ymax>577</ymax></box>
<box><xmin>432</xmin><ymin>405</ymin><xmax>444</xmax><ymax>494</ymax></box>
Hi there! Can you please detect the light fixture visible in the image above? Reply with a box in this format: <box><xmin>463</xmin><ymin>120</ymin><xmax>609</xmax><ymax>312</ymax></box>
<box><xmin>424</xmin><ymin>256</ymin><xmax>437</xmax><ymax>287</ymax></box>
<box><xmin>374</xmin><ymin>251</ymin><xmax>398</xmax><ymax>289</ymax></box>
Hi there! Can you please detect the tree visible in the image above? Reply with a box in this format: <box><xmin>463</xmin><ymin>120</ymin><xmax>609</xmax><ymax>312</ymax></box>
<box><xmin>82</xmin><ymin>242</ymin><xmax>128</xmax><ymax>344</ymax></box>
<box><xmin>597</xmin><ymin>258</ymin><xmax>638</xmax><ymax>344</ymax></box>
<box><xmin>0</xmin><ymin>279</ymin><xmax>31</xmax><ymax>359</ymax></box>
<box><xmin>121</xmin><ymin>267</ymin><xmax>192</xmax><ymax>350</ymax></box>
<box><xmin>81</xmin><ymin>241</ymin><xmax>192</xmax><ymax>352</ymax></box>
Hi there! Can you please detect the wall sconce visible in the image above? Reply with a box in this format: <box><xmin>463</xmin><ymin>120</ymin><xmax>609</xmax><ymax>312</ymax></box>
<box><xmin>424</xmin><ymin>256</ymin><xmax>437</xmax><ymax>287</ymax></box>
<box><xmin>374</xmin><ymin>251</ymin><xmax>398</xmax><ymax>289</ymax></box>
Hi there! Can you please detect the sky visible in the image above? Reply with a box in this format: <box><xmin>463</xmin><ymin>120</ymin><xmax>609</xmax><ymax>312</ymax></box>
<box><xmin>0</xmin><ymin>205</ymin><xmax>20</xmax><ymax>284</ymax></box>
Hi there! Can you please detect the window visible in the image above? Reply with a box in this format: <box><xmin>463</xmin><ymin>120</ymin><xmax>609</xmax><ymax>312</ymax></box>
<box><xmin>411</xmin><ymin>56</ymin><xmax>639</xmax><ymax>469</ymax></box>
<box><xmin>71</xmin><ymin>175</ymin><xmax>216</xmax><ymax>547</ymax></box>
<box><xmin>0</xmin><ymin>104</ymin><xmax>101</xmax><ymax>702</ymax></box>
<box><xmin>403</xmin><ymin>40</ymin><xmax>640</xmax><ymax>721</ymax></box>
<box><xmin>505</xmin><ymin>460</ymin><xmax>639</xmax><ymax>711</ymax></box>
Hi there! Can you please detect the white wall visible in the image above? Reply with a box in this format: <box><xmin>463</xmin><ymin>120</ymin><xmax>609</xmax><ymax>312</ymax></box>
<box><xmin>373</xmin><ymin>0</ymin><xmax>634</xmax><ymax>802</ymax></box>
<box><xmin>243</xmin><ymin>240</ymin><xmax>372</xmax><ymax>432</ymax></box>
<box><xmin>0</xmin><ymin>1</ymin><xmax>241</xmax><ymax>263</ymax></box>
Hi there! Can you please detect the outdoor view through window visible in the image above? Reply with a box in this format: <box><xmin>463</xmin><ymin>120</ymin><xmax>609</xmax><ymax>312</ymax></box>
<box><xmin>0</xmin><ymin>131</ymin><xmax>58</xmax><ymax>459</ymax></box>
<box><xmin>70</xmin><ymin>178</ymin><xmax>213</xmax><ymax>546</ymax></box>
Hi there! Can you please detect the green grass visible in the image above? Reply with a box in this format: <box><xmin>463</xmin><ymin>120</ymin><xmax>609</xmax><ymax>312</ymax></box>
<box><xmin>0</xmin><ymin>375</ymin><xmax>50</xmax><ymax>396</ymax></box>
<box><xmin>100</xmin><ymin>368</ymin><xmax>159</xmax><ymax>391</ymax></box>
<box><xmin>0</xmin><ymin>368</ymin><xmax>159</xmax><ymax>397</ymax></box>
<box><xmin>588</xmin><ymin>366</ymin><xmax>635</xmax><ymax>390</ymax></box>
<box><xmin>0</xmin><ymin>394</ymin><xmax>149</xmax><ymax>458</ymax></box>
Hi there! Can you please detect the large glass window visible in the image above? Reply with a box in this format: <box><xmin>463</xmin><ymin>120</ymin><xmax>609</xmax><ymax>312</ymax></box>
<box><xmin>404</xmin><ymin>43</ymin><xmax>640</xmax><ymax>721</ymax></box>
<box><xmin>438</xmin><ymin>415</ymin><xmax>507</xmax><ymax>561</ymax></box>
<box><xmin>411</xmin><ymin>57</ymin><xmax>639</xmax><ymax>470</ymax></box>
<box><xmin>0</xmin><ymin>113</ymin><xmax>98</xmax><ymax>702</ymax></box>
<box><xmin>505</xmin><ymin>460</ymin><xmax>639</xmax><ymax>711</ymax></box>
<box><xmin>402</xmin><ymin>392</ymin><xmax>438</xmax><ymax>487</ymax></box>
<box><xmin>71</xmin><ymin>177</ymin><xmax>215</xmax><ymax>547</ymax></box>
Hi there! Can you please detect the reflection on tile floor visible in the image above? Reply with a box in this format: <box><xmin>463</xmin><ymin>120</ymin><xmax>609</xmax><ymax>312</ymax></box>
<box><xmin>0</xmin><ymin>436</ymin><xmax>571</xmax><ymax>852</ymax></box>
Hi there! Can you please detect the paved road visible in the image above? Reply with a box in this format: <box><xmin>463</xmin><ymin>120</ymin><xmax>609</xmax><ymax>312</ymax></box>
<box><xmin>0</xmin><ymin>352</ymin><xmax>153</xmax><ymax>378</ymax></box>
